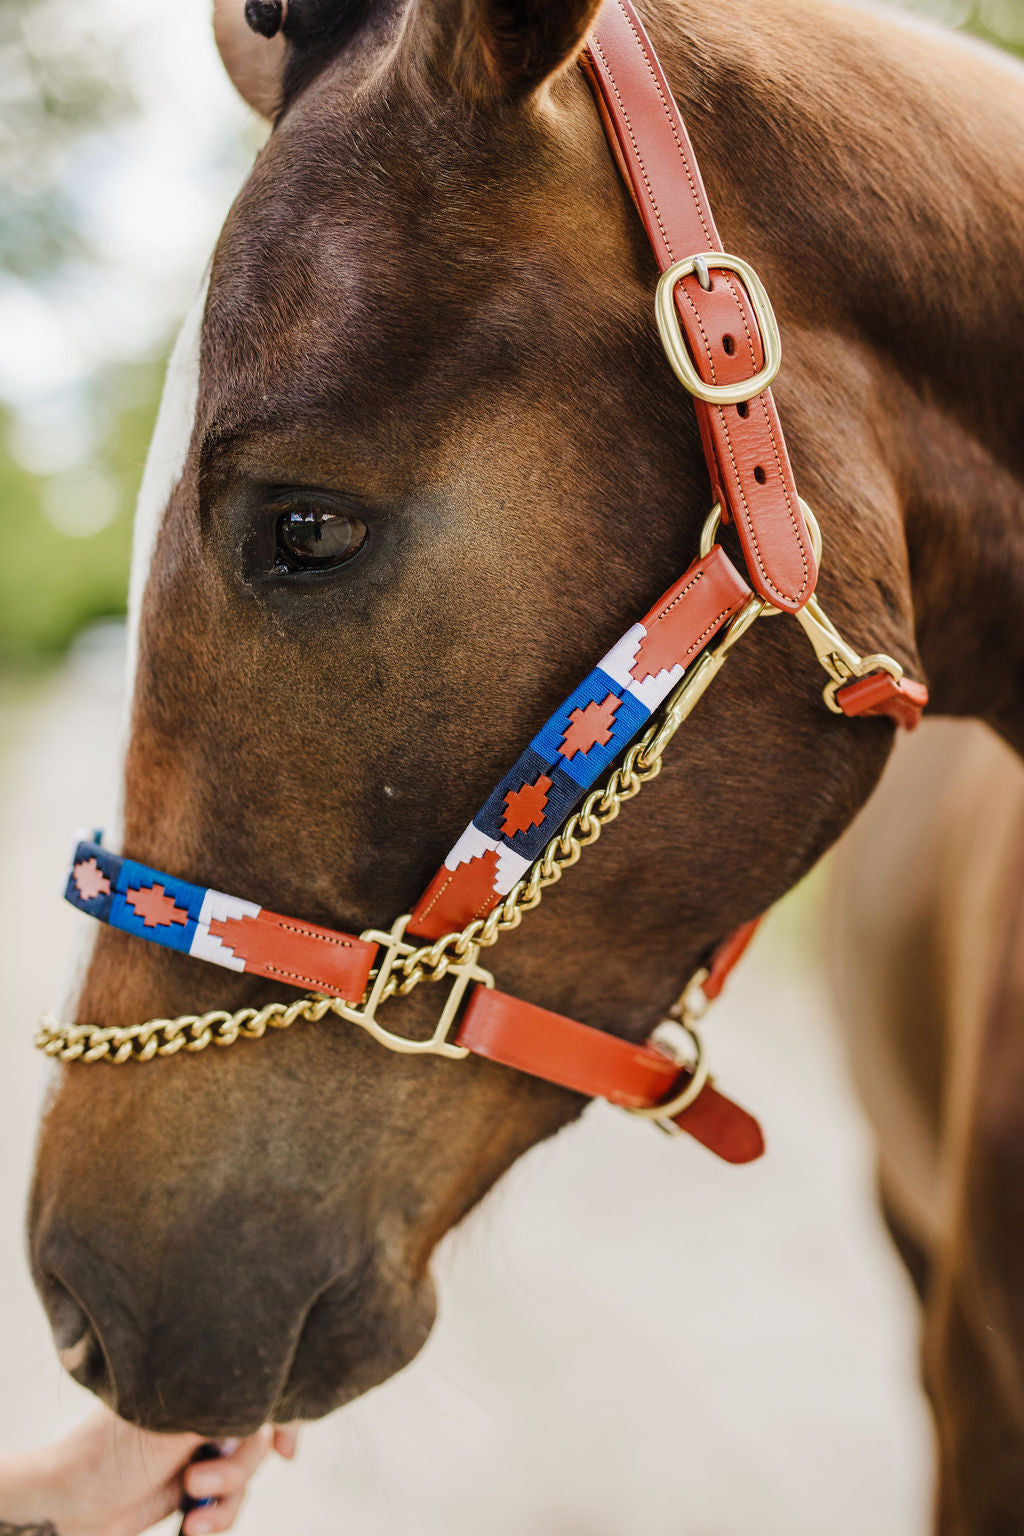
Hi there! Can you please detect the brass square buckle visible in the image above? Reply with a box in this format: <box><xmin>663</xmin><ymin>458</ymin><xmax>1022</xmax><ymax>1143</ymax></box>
<box><xmin>655</xmin><ymin>252</ymin><xmax>783</xmax><ymax>406</ymax></box>
<box><xmin>336</xmin><ymin>914</ymin><xmax>493</xmax><ymax>1059</ymax></box>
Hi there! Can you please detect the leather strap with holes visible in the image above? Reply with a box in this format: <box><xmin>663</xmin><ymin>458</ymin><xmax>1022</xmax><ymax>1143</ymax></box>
<box><xmin>584</xmin><ymin>0</ymin><xmax>818</xmax><ymax>614</ymax></box>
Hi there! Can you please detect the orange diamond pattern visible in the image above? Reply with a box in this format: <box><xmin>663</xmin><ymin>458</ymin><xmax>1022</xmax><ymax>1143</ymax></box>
<box><xmin>501</xmin><ymin>774</ymin><xmax>553</xmax><ymax>839</ymax></box>
<box><xmin>127</xmin><ymin>883</ymin><xmax>190</xmax><ymax>930</ymax></box>
<box><xmin>559</xmin><ymin>693</ymin><xmax>620</xmax><ymax>759</ymax></box>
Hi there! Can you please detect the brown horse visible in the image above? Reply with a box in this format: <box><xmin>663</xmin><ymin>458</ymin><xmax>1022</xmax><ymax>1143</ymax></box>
<box><xmin>833</xmin><ymin>722</ymin><xmax>1024</xmax><ymax>1535</ymax></box>
<box><xmin>27</xmin><ymin>0</ymin><xmax>1024</xmax><ymax>1526</ymax></box>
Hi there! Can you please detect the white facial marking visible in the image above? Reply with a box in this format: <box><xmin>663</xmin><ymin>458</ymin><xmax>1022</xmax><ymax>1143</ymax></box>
<box><xmin>125</xmin><ymin>273</ymin><xmax>210</xmax><ymax>692</ymax></box>
<box><xmin>57</xmin><ymin>277</ymin><xmax>209</xmax><ymax>1022</ymax></box>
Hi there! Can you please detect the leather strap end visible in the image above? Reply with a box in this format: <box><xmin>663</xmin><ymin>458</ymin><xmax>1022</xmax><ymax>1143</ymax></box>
<box><xmin>702</xmin><ymin>917</ymin><xmax>761</xmax><ymax>1002</ymax></box>
<box><xmin>671</xmin><ymin>1079</ymin><xmax>765</xmax><ymax>1163</ymax></box>
<box><xmin>835</xmin><ymin>671</ymin><xmax>928</xmax><ymax>731</ymax></box>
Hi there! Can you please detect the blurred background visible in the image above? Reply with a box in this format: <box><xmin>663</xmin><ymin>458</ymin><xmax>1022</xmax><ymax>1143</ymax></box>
<box><xmin>1</xmin><ymin>1</ymin><xmax>1021</xmax><ymax>1532</ymax></box>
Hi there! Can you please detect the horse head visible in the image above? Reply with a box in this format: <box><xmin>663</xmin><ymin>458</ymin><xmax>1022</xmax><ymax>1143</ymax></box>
<box><xmin>29</xmin><ymin>0</ymin><xmax>924</xmax><ymax>1434</ymax></box>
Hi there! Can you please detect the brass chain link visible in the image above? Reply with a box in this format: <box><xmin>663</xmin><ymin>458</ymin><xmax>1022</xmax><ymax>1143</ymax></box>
<box><xmin>34</xmin><ymin>721</ymin><xmax>666</xmax><ymax>1065</ymax></box>
<box><xmin>377</xmin><ymin>725</ymin><xmax>664</xmax><ymax>995</ymax></box>
<box><xmin>37</xmin><ymin>568</ymin><xmax>778</xmax><ymax>1066</ymax></box>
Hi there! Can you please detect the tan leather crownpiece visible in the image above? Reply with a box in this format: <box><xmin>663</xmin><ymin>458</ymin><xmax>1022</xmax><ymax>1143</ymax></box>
<box><xmin>584</xmin><ymin>0</ymin><xmax>818</xmax><ymax>613</ymax></box>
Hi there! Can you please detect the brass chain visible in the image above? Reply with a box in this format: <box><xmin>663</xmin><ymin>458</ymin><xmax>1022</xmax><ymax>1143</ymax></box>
<box><xmin>36</xmin><ymin>568</ymin><xmax>793</xmax><ymax>1066</ymax></box>
<box><xmin>35</xmin><ymin>467</ymin><xmax>902</xmax><ymax>1069</ymax></box>
<box><xmin>35</xmin><ymin>721</ymin><xmax>667</xmax><ymax>1066</ymax></box>
<box><xmin>35</xmin><ymin>992</ymin><xmax>340</xmax><ymax>1066</ymax></box>
<box><xmin>377</xmin><ymin>724</ymin><xmax>665</xmax><ymax>996</ymax></box>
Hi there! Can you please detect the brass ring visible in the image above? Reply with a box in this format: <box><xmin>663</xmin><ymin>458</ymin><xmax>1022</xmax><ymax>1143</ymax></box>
<box><xmin>629</xmin><ymin>1021</ymin><xmax>709</xmax><ymax>1123</ymax></box>
<box><xmin>699</xmin><ymin>499</ymin><xmax>823</xmax><ymax>616</ymax></box>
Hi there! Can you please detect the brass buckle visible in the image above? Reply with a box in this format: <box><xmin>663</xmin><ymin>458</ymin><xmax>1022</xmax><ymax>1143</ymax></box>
<box><xmin>655</xmin><ymin>253</ymin><xmax>783</xmax><ymax>406</ymax></box>
<box><xmin>335</xmin><ymin>915</ymin><xmax>494</xmax><ymax>1058</ymax></box>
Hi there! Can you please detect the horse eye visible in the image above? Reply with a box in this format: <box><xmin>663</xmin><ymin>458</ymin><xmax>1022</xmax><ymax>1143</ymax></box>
<box><xmin>275</xmin><ymin>507</ymin><xmax>368</xmax><ymax>571</ymax></box>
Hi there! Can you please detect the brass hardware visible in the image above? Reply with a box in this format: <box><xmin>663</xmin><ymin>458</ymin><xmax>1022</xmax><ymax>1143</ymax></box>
<box><xmin>655</xmin><ymin>253</ymin><xmax>783</xmax><ymax>406</ymax></box>
<box><xmin>793</xmin><ymin>595</ymin><xmax>904</xmax><ymax>713</ymax></box>
<box><xmin>629</xmin><ymin>1017</ymin><xmax>709</xmax><ymax>1133</ymax></box>
<box><xmin>636</xmin><ymin>594</ymin><xmax>764</xmax><ymax>770</ymax></box>
<box><xmin>333</xmin><ymin>914</ymin><xmax>491</xmax><ymax>1058</ymax></box>
<box><xmin>628</xmin><ymin>960</ymin><xmax>715</xmax><ymax>1132</ymax></box>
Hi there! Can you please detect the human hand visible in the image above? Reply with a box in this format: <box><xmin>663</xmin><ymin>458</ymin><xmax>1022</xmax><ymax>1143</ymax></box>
<box><xmin>0</xmin><ymin>1409</ymin><xmax>298</xmax><ymax>1536</ymax></box>
<box><xmin>179</xmin><ymin>1428</ymin><xmax>299</xmax><ymax>1536</ymax></box>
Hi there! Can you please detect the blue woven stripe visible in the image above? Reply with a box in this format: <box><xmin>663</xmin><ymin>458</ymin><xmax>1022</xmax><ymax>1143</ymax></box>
<box><xmin>466</xmin><ymin>665</ymin><xmax>654</xmax><ymax>863</ymax></box>
<box><xmin>530</xmin><ymin>667</ymin><xmax>650</xmax><ymax>789</ymax></box>
<box><xmin>67</xmin><ymin>839</ymin><xmax>207</xmax><ymax>956</ymax></box>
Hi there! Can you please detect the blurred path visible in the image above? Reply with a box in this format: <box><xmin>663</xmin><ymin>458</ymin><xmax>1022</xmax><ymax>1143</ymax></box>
<box><xmin>0</xmin><ymin>634</ymin><xmax>934</xmax><ymax>1536</ymax></box>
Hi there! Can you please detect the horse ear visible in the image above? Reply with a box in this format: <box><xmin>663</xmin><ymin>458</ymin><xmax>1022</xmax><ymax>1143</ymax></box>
<box><xmin>213</xmin><ymin>0</ymin><xmax>289</xmax><ymax>119</ymax></box>
<box><xmin>414</xmin><ymin>0</ymin><xmax>604</xmax><ymax>104</ymax></box>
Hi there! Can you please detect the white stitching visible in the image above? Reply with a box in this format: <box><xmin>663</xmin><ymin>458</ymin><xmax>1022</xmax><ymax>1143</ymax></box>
<box><xmin>591</xmin><ymin>4</ymin><xmax>812</xmax><ymax>606</ymax></box>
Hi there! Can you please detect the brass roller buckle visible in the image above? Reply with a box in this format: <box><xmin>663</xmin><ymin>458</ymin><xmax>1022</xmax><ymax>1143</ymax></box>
<box><xmin>655</xmin><ymin>252</ymin><xmax>783</xmax><ymax>407</ymax></box>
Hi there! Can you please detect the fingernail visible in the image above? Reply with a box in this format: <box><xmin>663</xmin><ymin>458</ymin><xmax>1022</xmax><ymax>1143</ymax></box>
<box><xmin>216</xmin><ymin>1437</ymin><xmax>240</xmax><ymax>1455</ymax></box>
<box><xmin>191</xmin><ymin>1471</ymin><xmax>220</xmax><ymax>1496</ymax></box>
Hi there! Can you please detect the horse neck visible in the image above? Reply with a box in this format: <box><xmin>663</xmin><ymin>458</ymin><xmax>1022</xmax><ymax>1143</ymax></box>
<box><xmin>654</xmin><ymin>0</ymin><xmax>1024</xmax><ymax>751</ymax></box>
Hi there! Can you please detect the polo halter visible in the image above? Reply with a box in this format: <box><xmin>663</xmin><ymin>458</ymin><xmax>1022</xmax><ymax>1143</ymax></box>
<box><xmin>38</xmin><ymin>0</ymin><xmax>928</xmax><ymax>1165</ymax></box>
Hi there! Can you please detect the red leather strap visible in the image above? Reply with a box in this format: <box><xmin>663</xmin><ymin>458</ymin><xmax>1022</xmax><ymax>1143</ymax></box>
<box><xmin>458</xmin><ymin>986</ymin><xmax>765</xmax><ymax>1163</ymax></box>
<box><xmin>205</xmin><ymin>906</ymin><xmax>379</xmax><ymax>1000</ymax></box>
<box><xmin>703</xmin><ymin>917</ymin><xmax>761</xmax><ymax>1002</ymax></box>
<box><xmin>835</xmin><ymin>671</ymin><xmax>928</xmax><ymax>731</ymax></box>
<box><xmin>584</xmin><ymin>0</ymin><xmax>817</xmax><ymax>614</ymax></box>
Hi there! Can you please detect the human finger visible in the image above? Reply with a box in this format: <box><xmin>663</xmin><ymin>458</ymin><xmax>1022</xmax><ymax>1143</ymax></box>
<box><xmin>273</xmin><ymin>1425</ymin><xmax>300</xmax><ymax>1459</ymax></box>
<box><xmin>184</xmin><ymin>1427</ymin><xmax>273</xmax><ymax>1500</ymax></box>
<box><xmin>183</xmin><ymin>1489</ymin><xmax>245</xmax><ymax>1535</ymax></box>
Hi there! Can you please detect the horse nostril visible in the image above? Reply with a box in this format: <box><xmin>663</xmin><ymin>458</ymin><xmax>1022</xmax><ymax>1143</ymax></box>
<box><xmin>40</xmin><ymin>1272</ymin><xmax>111</xmax><ymax>1394</ymax></box>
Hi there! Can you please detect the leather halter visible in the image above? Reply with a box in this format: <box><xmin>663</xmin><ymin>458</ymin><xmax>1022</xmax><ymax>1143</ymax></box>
<box><xmin>45</xmin><ymin>0</ymin><xmax>928</xmax><ymax>1167</ymax></box>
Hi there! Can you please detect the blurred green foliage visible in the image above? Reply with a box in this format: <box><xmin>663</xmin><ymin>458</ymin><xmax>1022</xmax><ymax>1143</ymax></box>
<box><xmin>0</xmin><ymin>360</ymin><xmax>165</xmax><ymax>667</ymax></box>
<box><xmin>963</xmin><ymin>0</ymin><xmax>1024</xmax><ymax>53</ymax></box>
<box><xmin>0</xmin><ymin>0</ymin><xmax>155</xmax><ymax>672</ymax></box>
<box><xmin>0</xmin><ymin>0</ymin><xmax>132</xmax><ymax>277</ymax></box>
<box><xmin>0</xmin><ymin>0</ymin><xmax>1021</xmax><ymax>678</ymax></box>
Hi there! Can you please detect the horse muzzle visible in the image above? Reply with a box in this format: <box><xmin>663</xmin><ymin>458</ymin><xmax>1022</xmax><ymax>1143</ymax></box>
<box><xmin>30</xmin><ymin>1207</ymin><xmax>436</xmax><ymax>1435</ymax></box>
